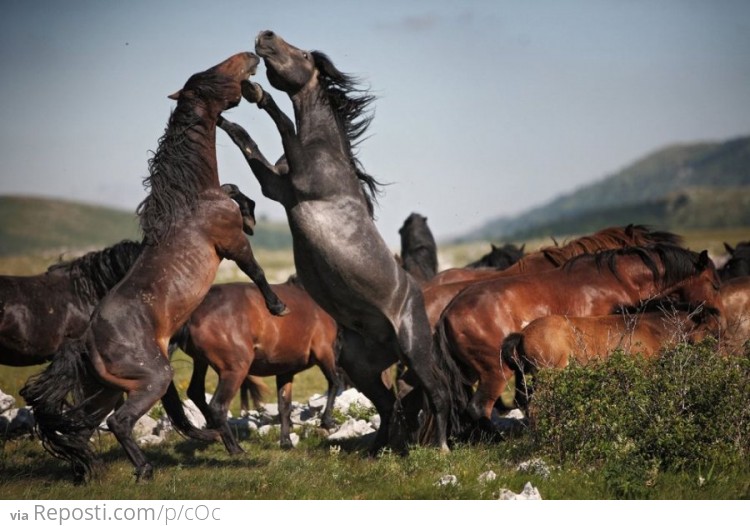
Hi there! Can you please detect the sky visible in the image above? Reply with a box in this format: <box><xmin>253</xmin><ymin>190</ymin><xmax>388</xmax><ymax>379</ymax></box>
<box><xmin>1</xmin><ymin>0</ymin><xmax>749</xmax><ymax>247</ymax></box>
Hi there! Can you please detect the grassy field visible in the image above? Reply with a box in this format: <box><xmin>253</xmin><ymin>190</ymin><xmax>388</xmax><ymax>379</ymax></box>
<box><xmin>2</xmin><ymin>226</ymin><xmax>749</xmax><ymax>499</ymax></box>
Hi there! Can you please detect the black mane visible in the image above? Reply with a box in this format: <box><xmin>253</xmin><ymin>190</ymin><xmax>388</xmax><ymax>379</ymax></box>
<box><xmin>48</xmin><ymin>240</ymin><xmax>142</xmax><ymax>301</ymax></box>
<box><xmin>312</xmin><ymin>51</ymin><xmax>381</xmax><ymax>216</ymax></box>
<box><xmin>136</xmin><ymin>75</ymin><xmax>224</xmax><ymax>243</ymax></box>
<box><xmin>565</xmin><ymin>243</ymin><xmax>710</xmax><ymax>286</ymax></box>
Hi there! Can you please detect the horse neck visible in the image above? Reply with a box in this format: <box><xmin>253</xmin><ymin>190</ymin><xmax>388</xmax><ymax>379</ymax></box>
<box><xmin>292</xmin><ymin>87</ymin><xmax>349</xmax><ymax>159</ymax></box>
<box><xmin>172</xmin><ymin>101</ymin><xmax>221</xmax><ymax>189</ymax></box>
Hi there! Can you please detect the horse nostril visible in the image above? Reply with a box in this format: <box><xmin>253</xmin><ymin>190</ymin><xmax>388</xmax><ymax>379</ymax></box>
<box><xmin>262</xmin><ymin>30</ymin><xmax>275</xmax><ymax>39</ymax></box>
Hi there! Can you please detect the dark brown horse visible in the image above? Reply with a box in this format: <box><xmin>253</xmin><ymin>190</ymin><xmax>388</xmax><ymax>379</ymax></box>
<box><xmin>465</xmin><ymin>243</ymin><xmax>525</xmax><ymax>270</ymax></box>
<box><xmin>719</xmin><ymin>241</ymin><xmax>750</xmax><ymax>281</ymax></box>
<box><xmin>435</xmin><ymin>244</ymin><xmax>724</xmax><ymax>435</ymax></box>
<box><xmin>218</xmin><ymin>31</ymin><xmax>462</xmax><ymax>452</ymax></box>
<box><xmin>171</xmin><ymin>277</ymin><xmax>342</xmax><ymax>452</ymax></box>
<box><xmin>22</xmin><ymin>52</ymin><xmax>287</xmax><ymax>483</ymax></box>
<box><xmin>0</xmin><ymin>240</ymin><xmax>141</xmax><ymax>366</ymax></box>
<box><xmin>502</xmin><ymin>302</ymin><xmax>720</xmax><ymax>413</ymax></box>
<box><xmin>399</xmin><ymin>213</ymin><xmax>438</xmax><ymax>285</ymax></box>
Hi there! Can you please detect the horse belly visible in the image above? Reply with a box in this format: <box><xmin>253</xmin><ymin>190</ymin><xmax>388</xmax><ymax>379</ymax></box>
<box><xmin>288</xmin><ymin>200</ymin><xmax>404</xmax><ymax>331</ymax></box>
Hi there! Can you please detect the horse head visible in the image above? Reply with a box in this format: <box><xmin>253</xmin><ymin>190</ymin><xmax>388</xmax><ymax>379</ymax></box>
<box><xmin>168</xmin><ymin>52</ymin><xmax>259</xmax><ymax>114</ymax></box>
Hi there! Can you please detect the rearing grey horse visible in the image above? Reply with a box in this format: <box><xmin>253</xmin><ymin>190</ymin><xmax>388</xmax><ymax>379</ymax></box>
<box><xmin>219</xmin><ymin>30</ymin><xmax>465</xmax><ymax>452</ymax></box>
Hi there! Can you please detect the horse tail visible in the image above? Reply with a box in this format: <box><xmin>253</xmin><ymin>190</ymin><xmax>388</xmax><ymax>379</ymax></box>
<box><xmin>167</xmin><ymin>324</ymin><xmax>189</xmax><ymax>358</ymax></box>
<box><xmin>500</xmin><ymin>332</ymin><xmax>528</xmax><ymax>410</ymax></box>
<box><xmin>160</xmin><ymin>381</ymin><xmax>218</xmax><ymax>442</ymax></box>
<box><xmin>241</xmin><ymin>376</ymin><xmax>268</xmax><ymax>411</ymax></box>
<box><xmin>427</xmin><ymin>317</ymin><xmax>472</xmax><ymax>439</ymax></box>
<box><xmin>20</xmin><ymin>338</ymin><xmax>99</xmax><ymax>480</ymax></box>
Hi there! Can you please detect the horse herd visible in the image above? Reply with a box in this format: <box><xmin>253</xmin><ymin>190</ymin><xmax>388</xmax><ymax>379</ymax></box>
<box><xmin>1</xmin><ymin>31</ymin><xmax>749</xmax><ymax>484</ymax></box>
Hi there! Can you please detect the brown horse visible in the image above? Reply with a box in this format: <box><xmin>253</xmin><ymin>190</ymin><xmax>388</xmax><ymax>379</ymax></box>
<box><xmin>501</xmin><ymin>303</ymin><xmax>720</xmax><ymax>414</ymax></box>
<box><xmin>429</xmin><ymin>225</ymin><xmax>681</xmax><ymax>287</ymax></box>
<box><xmin>435</xmin><ymin>244</ymin><xmax>724</xmax><ymax>435</ymax></box>
<box><xmin>22</xmin><ymin>52</ymin><xmax>287</xmax><ymax>483</ymax></box>
<box><xmin>719</xmin><ymin>276</ymin><xmax>750</xmax><ymax>352</ymax></box>
<box><xmin>171</xmin><ymin>277</ymin><xmax>342</xmax><ymax>452</ymax></box>
<box><xmin>422</xmin><ymin>225</ymin><xmax>682</xmax><ymax>328</ymax></box>
<box><xmin>0</xmin><ymin>240</ymin><xmax>141</xmax><ymax>366</ymax></box>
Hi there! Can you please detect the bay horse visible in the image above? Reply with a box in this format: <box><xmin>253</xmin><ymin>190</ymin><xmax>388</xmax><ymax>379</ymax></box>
<box><xmin>22</xmin><ymin>51</ymin><xmax>288</xmax><ymax>483</ymax></box>
<box><xmin>0</xmin><ymin>240</ymin><xmax>141</xmax><ymax>366</ymax></box>
<box><xmin>399</xmin><ymin>213</ymin><xmax>438</xmax><ymax>285</ymax></box>
<box><xmin>429</xmin><ymin>224</ymin><xmax>681</xmax><ymax>286</ymax></box>
<box><xmin>465</xmin><ymin>243</ymin><xmax>525</xmax><ymax>270</ymax></box>
<box><xmin>218</xmin><ymin>31</ymin><xmax>462</xmax><ymax>452</ymax></box>
<box><xmin>171</xmin><ymin>276</ymin><xmax>342</xmax><ymax>452</ymax></box>
<box><xmin>423</xmin><ymin>225</ymin><xmax>682</xmax><ymax>328</ymax></box>
<box><xmin>501</xmin><ymin>302</ymin><xmax>720</xmax><ymax>414</ymax></box>
<box><xmin>435</xmin><ymin>244</ymin><xmax>724</xmax><ymax>436</ymax></box>
<box><xmin>719</xmin><ymin>241</ymin><xmax>750</xmax><ymax>281</ymax></box>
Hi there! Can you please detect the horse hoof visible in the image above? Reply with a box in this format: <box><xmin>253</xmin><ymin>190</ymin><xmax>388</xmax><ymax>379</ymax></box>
<box><xmin>270</xmin><ymin>303</ymin><xmax>290</xmax><ymax>317</ymax></box>
<box><xmin>241</xmin><ymin>81</ymin><xmax>264</xmax><ymax>104</ymax></box>
<box><xmin>135</xmin><ymin>463</ymin><xmax>154</xmax><ymax>482</ymax></box>
<box><xmin>280</xmin><ymin>439</ymin><xmax>294</xmax><ymax>450</ymax></box>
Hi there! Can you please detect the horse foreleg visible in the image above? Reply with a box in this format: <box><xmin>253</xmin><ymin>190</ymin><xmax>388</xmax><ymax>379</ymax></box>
<box><xmin>223</xmin><ymin>239</ymin><xmax>289</xmax><ymax>317</ymax></box>
<box><xmin>206</xmin><ymin>368</ymin><xmax>246</xmax><ymax>455</ymax></box>
<box><xmin>276</xmin><ymin>373</ymin><xmax>294</xmax><ymax>449</ymax></box>
<box><xmin>221</xmin><ymin>183</ymin><xmax>256</xmax><ymax>236</ymax></box>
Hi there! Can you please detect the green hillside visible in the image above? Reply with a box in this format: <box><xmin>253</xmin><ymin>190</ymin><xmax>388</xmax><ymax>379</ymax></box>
<box><xmin>0</xmin><ymin>195</ymin><xmax>292</xmax><ymax>257</ymax></box>
<box><xmin>465</xmin><ymin>135</ymin><xmax>750</xmax><ymax>241</ymax></box>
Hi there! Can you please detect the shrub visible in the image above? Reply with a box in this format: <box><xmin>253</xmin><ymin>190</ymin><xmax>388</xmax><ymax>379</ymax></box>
<box><xmin>530</xmin><ymin>340</ymin><xmax>750</xmax><ymax>481</ymax></box>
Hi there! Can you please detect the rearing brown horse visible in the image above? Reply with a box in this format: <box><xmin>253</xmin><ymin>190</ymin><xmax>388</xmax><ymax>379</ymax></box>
<box><xmin>435</xmin><ymin>244</ymin><xmax>724</xmax><ymax>436</ymax></box>
<box><xmin>219</xmin><ymin>31</ymin><xmax>462</xmax><ymax>452</ymax></box>
<box><xmin>22</xmin><ymin>51</ymin><xmax>287</xmax><ymax>483</ymax></box>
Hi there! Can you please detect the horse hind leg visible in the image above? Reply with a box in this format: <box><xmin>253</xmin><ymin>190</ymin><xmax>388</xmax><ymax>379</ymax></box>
<box><xmin>276</xmin><ymin>373</ymin><xmax>295</xmax><ymax>449</ymax></box>
<box><xmin>105</xmin><ymin>351</ymin><xmax>174</xmax><ymax>482</ymax></box>
<box><xmin>315</xmin><ymin>349</ymin><xmax>343</xmax><ymax>431</ymax></box>
<box><xmin>337</xmin><ymin>329</ymin><xmax>397</xmax><ymax>455</ymax></box>
<box><xmin>203</xmin><ymin>368</ymin><xmax>247</xmax><ymax>455</ymax></box>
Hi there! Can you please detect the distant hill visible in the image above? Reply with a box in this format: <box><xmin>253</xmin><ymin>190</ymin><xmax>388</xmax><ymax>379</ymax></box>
<box><xmin>463</xmin><ymin>136</ymin><xmax>750</xmax><ymax>241</ymax></box>
<box><xmin>0</xmin><ymin>195</ymin><xmax>292</xmax><ymax>257</ymax></box>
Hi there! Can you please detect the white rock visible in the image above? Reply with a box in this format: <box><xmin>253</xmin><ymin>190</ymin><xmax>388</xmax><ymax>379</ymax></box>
<box><xmin>369</xmin><ymin>413</ymin><xmax>381</xmax><ymax>430</ymax></box>
<box><xmin>289</xmin><ymin>432</ymin><xmax>300</xmax><ymax>448</ymax></box>
<box><xmin>0</xmin><ymin>390</ymin><xmax>16</xmax><ymax>414</ymax></box>
<box><xmin>517</xmin><ymin>458</ymin><xmax>551</xmax><ymax>479</ymax></box>
<box><xmin>334</xmin><ymin>388</ymin><xmax>373</xmax><ymax>413</ymax></box>
<box><xmin>327</xmin><ymin>419</ymin><xmax>374</xmax><ymax>441</ymax></box>
<box><xmin>258</xmin><ymin>424</ymin><xmax>279</xmax><ymax>436</ymax></box>
<box><xmin>0</xmin><ymin>407</ymin><xmax>34</xmax><ymax>435</ymax></box>
<box><xmin>478</xmin><ymin>470</ymin><xmax>497</xmax><ymax>483</ymax></box>
<box><xmin>307</xmin><ymin>393</ymin><xmax>327</xmax><ymax>410</ymax></box>
<box><xmin>436</xmin><ymin>474</ymin><xmax>458</xmax><ymax>487</ymax></box>
<box><xmin>182</xmin><ymin>399</ymin><xmax>207</xmax><ymax>429</ymax></box>
<box><xmin>133</xmin><ymin>415</ymin><xmax>158</xmax><ymax>438</ymax></box>
<box><xmin>498</xmin><ymin>482</ymin><xmax>542</xmax><ymax>500</ymax></box>
<box><xmin>137</xmin><ymin>434</ymin><xmax>165</xmax><ymax>446</ymax></box>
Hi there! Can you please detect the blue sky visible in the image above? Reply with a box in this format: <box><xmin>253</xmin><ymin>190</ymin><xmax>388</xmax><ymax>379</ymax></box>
<box><xmin>1</xmin><ymin>0</ymin><xmax>749</xmax><ymax>246</ymax></box>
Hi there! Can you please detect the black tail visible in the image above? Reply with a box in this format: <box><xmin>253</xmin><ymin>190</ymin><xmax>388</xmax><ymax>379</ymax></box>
<box><xmin>20</xmin><ymin>338</ymin><xmax>100</xmax><ymax>480</ymax></box>
<box><xmin>422</xmin><ymin>318</ymin><xmax>472</xmax><ymax>441</ymax></box>
<box><xmin>160</xmin><ymin>382</ymin><xmax>218</xmax><ymax>442</ymax></box>
<box><xmin>500</xmin><ymin>332</ymin><xmax>529</xmax><ymax>411</ymax></box>
<box><xmin>240</xmin><ymin>376</ymin><xmax>268</xmax><ymax>411</ymax></box>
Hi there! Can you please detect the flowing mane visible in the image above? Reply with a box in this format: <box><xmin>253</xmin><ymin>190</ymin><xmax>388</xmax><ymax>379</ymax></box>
<box><xmin>312</xmin><ymin>51</ymin><xmax>381</xmax><ymax>216</ymax></box>
<box><xmin>136</xmin><ymin>73</ymin><xmax>228</xmax><ymax>243</ymax></box>
<box><xmin>47</xmin><ymin>240</ymin><xmax>142</xmax><ymax>301</ymax></box>
<box><xmin>541</xmin><ymin>224</ymin><xmax>682</xmax><ymax>266</ymax></box>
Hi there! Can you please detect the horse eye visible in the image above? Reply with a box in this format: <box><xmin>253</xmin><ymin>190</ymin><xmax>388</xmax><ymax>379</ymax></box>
<box><xmin>302</xmin><ymin>52</ymin><xmax>308</xmax><ymax>59</ymax></box>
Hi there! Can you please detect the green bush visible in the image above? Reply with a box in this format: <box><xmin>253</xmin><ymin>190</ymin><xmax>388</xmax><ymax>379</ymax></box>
<box><xmin>530</xmin><ymin>340</ymin><xmax>750</xmax><ymax>495</ymax></box>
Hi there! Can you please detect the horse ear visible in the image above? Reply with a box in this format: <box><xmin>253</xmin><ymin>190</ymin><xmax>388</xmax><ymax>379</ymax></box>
<box><xmin>520</xmin><ymin>243</ymin><xmax>526</xmax><ymax>253</ymax></box>
<box><xmin>625</xmin><ymin>224</ymin><xmax>634</xmax><ymax>237</ymax></box>
<box><xmin>697</xmin><ymin>250</ymin><xmax>710</xmax><ymax>269</ymax></box>
<box><xmin>724</xmin><ymin>242</ymin><xmax>735</xmax><ymax>255</ymax></box>
<box><xmin>491</xmin><ymin>243</ymin><xmax>498</xmax><ymax>250</ymax></box>
<box><xmin>167</xmin><ymin>89</ymin><xmax>181</xmax><ymax>101</ymax></box>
